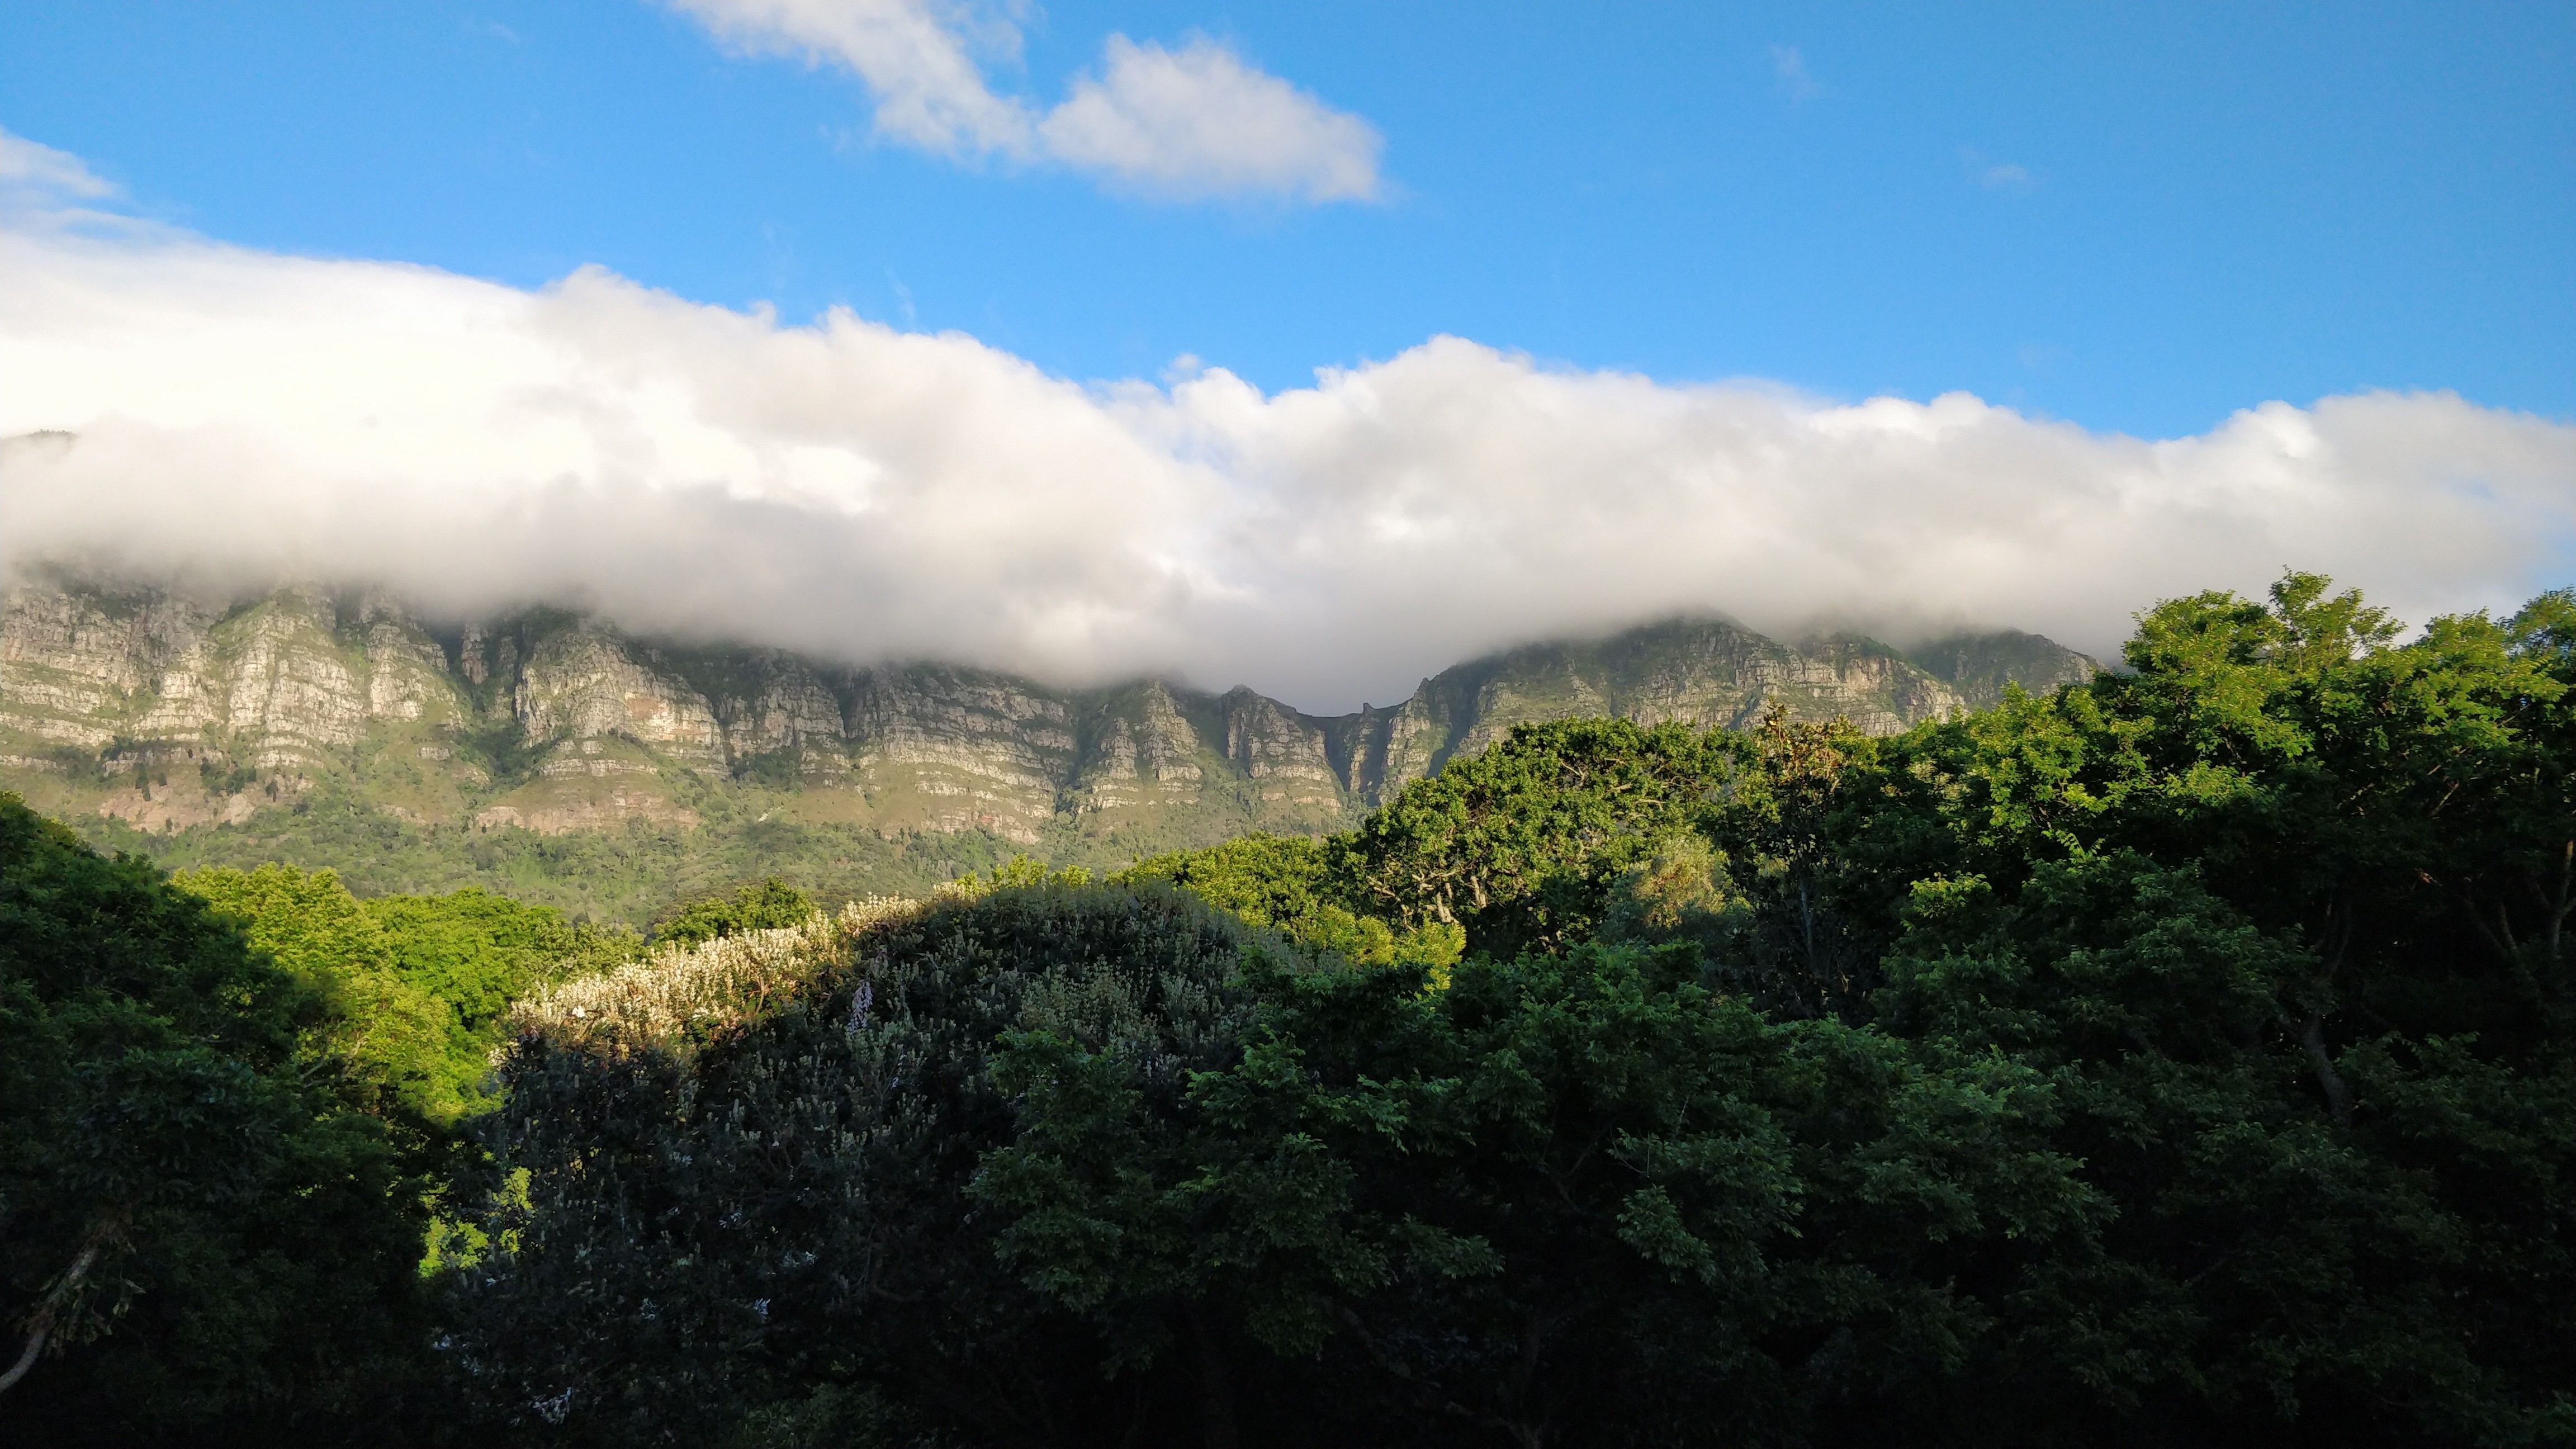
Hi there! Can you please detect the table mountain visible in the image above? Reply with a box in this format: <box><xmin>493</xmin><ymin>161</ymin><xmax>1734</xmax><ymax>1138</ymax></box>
<box><xmin>0</xmin><ymin>571</ymin><xmax>2095</xmax><ymax>918</ymax></box>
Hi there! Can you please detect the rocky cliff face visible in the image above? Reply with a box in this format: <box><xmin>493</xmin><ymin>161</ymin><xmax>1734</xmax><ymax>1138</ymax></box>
<box><xmin>1902</xmin><ymin>628</ymin><xmax>2102</xmax><ymax>704</ymax></box>
<box><xmin>0</xmin><ymin>571</ymin><xmax>2099</xmax><ymax>849</ymax></box>
<box><xmin>0</xmin><ymin>580</ymin><xmax>482</xmax><ymax>831</ymax></box>
<box><xmin>1351</xmin><ymin>619</ymin><xmax>1965</xmax><ymax>798</ymax></box>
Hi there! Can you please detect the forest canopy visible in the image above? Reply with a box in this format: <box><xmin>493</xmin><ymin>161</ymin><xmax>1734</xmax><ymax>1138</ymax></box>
<box><xmin>3</xmin><ymin>574</ymin><xmax>2571</xmax><ymax>1448</ymax></box>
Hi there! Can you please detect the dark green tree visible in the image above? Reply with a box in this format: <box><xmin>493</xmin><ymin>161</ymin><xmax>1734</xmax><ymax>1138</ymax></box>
<box><xmin>649</xmin><ymin>874</ymin><xmax>818</xmax><ymax>949</ymax></box>
<box><xmin>0</xmin><ymin>795</ymin><xmax>430</xmax><ymax>1446</ymax></box>
<box><xmin>445</xmin><ymin>878</ymin><xmax>1281</xmax><ymax>1445</ymax></box>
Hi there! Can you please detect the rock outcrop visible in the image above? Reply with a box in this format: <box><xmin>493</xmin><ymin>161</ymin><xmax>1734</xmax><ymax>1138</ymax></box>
<box><xmin>1309</xmin><ymin>615</ymin><xmax>2096</xmax><ymax>803</ymax></box>
<box><xmin>1</xmin><ymin>571</ymin><xmax>2099</xmax><ymax>845</ymax></box>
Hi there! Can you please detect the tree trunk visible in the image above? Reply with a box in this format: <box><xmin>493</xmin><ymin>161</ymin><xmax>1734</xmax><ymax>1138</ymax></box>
<box><xmin>2300</xmin><ymin>1011</ymin><xmax>2353</xmax><ymax>1129</ymax></box>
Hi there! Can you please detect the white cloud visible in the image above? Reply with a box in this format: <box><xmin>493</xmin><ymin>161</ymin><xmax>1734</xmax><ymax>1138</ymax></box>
<box><xmin>2</xmin><ymin>135</ymin><xmax>2569</xmax><ymax>711</ymax></box>
<box><xmin>1039</xmin><ymin>36</ymin><xmax>1382</xmax><ymax>203</ymax></box>
<box><xmin>667</xmin><ymin>0</ymin><xmax>1036</xmax><ymax>155</ymax></box>
<box><xmin>664</xmin><ymin>1</ymin><xmax>1383</xmax><ymax>202</ymax></box>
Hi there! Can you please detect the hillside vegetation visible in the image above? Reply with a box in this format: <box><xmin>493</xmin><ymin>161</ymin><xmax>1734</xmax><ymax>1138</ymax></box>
<box><xmin>3</xmin><ymin>574</ymin><xmax>2569</xmax><ymax>1448</ymax></box>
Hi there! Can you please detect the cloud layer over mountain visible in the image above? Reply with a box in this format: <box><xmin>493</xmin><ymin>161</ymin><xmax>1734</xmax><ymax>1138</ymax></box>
<box><xmin>2</xmin><ymin>130</ymin><xmax>2570</xmax><ymax>712</ymax></box>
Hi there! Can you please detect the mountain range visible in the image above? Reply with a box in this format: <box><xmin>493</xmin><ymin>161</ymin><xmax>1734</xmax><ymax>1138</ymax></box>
<box><xmin>0</xmin><ymin>570</ymin><xmax>2097</xmax><ymax>920</ymax></box>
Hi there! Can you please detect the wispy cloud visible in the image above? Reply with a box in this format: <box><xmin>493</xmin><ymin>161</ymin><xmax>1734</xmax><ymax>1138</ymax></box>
<box><xmin>1962</xmin><ymin>147</ymin><xmax>2037</xmax><ymax>190</ymax></box>
<box><xmin>4</xmin><ymin>130</ymin><xmax>2569</xmax><ymax>709</ymax></box>
<box><xmin>1770</xmin><ymin>44</ymin><xmax>1822</xmax><ymax>101</ymax></box>
<box><xmin>664</xmin><ymin>0</ymin><xmax>1383</xmax><ymax>203</ymax></box>
<box><xmin>2016</xmin><ymin>342</ymin><xmax>2064</xmax><ymax>373</ymax></box>
<box><xmin>0</xmin><ymin>130</ymin><xmax>145</xmax><ymax>241</ymax></box>
<box><xmin>0</xmin><ymin>130</ymin><xmax>118</xmax><ymax>204</ymax></box>
<box><xmin>670</xmin><ymin>0</ymin><xmax>1035</xmax><ymax>157</ymax></box>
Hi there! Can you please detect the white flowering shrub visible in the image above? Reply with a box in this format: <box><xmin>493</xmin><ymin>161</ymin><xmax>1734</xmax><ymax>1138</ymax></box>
<box><xmin>506</xmin><ymin>896</ymin><xmax>922</xmax><ymax>1053</ymax></box>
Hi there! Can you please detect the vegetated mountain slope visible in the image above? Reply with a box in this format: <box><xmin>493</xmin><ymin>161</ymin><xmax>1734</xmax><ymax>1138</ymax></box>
<box><xmin>0</xmin><ymin>570</ymin><xmax>2095</xmax><ymax>918</ymax></box>
<box><xmin>1902</xmin><ymin>627</ymin><xmax>2103</xmax><ymax>704</ymax></box>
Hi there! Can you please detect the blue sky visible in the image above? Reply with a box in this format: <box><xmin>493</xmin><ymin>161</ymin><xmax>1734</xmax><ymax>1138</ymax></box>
<box><xmin>6</xmin><ymin>1</ymin><xmax>2568</xmax><ymax>439</ymax></box>
<box><xmin>3</xmin><ymin>3</ymin><xmax>2572</xmax><ymax>703</ymax></box>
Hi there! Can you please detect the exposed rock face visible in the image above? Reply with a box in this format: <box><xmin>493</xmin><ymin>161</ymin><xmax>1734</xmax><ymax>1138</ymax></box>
<box><xmin>516</xmin><ymin>627</ymin><xmax>724</xmax><ymax>759</ymax></box>
<box><xmin>1</xmin><ymin>571</ymin><xmax>2099</xmax><ymax>844</ymax></box>
<box><xmin>2</xmin><ymin>576</ymin><xmax>462</xmax><ymax>769</ymax></box>
<box><xmin>1218</xmin><ymin>688</ymin><xmax>1342</xmax><ymax>807</ymax></box>
<box><xmin>209</xmin><ymin>592</ymin><xmax>376</xmax><ymax>768</ymax></box>
<box><xmin>364</xmin><ymin>601</ymin><xmax>458</xmax><ymax>723</ymax></box>
<box><xmin>2</xmin><ymin>583</ymin><xmax>207</xmax><ymax>748</ymax></box>
<box><xmin>845</xmin><ymin>665</ymin><xmax>1078</xmax><ymax>843</ymax></box>
<box><xmin>1318</xmin><ymin>616</ymin><xmax>2096</xmax><ymax>803</ymax></box>
<box><xmin>733</xmin><ymin>664</ymin><xmax>846</xmax><ymax>758</ymax></box>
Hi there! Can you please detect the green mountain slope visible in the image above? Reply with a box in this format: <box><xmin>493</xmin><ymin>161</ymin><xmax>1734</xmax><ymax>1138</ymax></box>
<box><xmin>1903</xmin><ymin>627</ymin><xmax>2103</xmax><ymax>704</ymax></box>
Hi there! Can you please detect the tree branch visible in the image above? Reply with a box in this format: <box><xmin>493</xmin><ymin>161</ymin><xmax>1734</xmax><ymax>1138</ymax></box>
<box><xmin>0</xmin><ymin>1320</ymin><xmax>49</xmax><ymax>1396</ymax></box>
<box><xmin>0</xmin><ymin>1239</ymin><xmax>103</xmax><ymax>1396</ymax></box>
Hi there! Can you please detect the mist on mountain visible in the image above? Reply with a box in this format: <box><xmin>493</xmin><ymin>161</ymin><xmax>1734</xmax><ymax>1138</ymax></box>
<box><xmin>6</xmin><ymin>183</ymin><xmax>2570</xmax><ymax>711</ymax></box>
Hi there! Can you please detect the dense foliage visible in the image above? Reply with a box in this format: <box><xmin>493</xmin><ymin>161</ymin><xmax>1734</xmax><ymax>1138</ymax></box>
<box><xmin>648</xmin><ymin>874</ymin><xmax>818</xmax><ymax>949</ymax></box>
<box><xmin>1119</xmin><ymin>834</ymin><xmax>1466</xmax><ymax>970</ymax></box>
<box><xmin>170</xmin><ymin>864</ymin><xmax>639</xmax><ymax>1123</ymax></box>
<box><xmin>447</xmin><ymin>883</ymin><xmax>1274</xmax><ymax>1444</ymax></box>
<box><xmin>0</xmin><ymin>797</ymin><xmax>430</xmax><ymax>1445</ymax></box>
<box><xmin>6</xmin><ymin>574</ymin><xmax>2570</xmax><ymax>1446</ymax></box>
